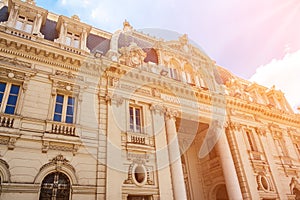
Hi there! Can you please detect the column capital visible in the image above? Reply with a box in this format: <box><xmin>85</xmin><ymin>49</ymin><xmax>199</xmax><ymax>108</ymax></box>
<box><xmin>164</xmin><ymin>108</ymin><xmax>179</xmax><ymax>120</ymax></box>
<box><xmin>150</xmin><ymin>104</ymin><xmax>164</xmax><ymax>115</ymax></box>
<box><xmin>226</xmin><ymin>121</ymin><xmax>242</xmax><ymax>131</ymax></box>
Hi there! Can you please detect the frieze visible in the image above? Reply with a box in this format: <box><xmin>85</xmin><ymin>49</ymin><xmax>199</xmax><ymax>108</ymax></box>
<box><xmin>42</xmin><ymin>141</ymin><xmax>79</xmax><ymax>155</ymax></box>
<box><xmin>52</xmin><ymin>80</ymin><xmax>80</xmax><ymax>95</ymax></box>
<box><xmin>118</xmin><ymin>84</ymin><xmax>152</xmax><ymax>96</ymax></box>
<box><xmin>0</xmin><ymin>55</ymin><xmax>31</xmax><ymax>69</ymax></box>
<box><xmin>127</xmin><ymin>152</ymin><xmax>150</xmax><ymax>162</ymax></box>
<box><xmin>0</xmin><ymin>67</ymin><xmax>27</xmax><ymax>81</ymax></box>
<box><xmin>54</xmin><ymin>70</ymin><xmax>84</xmax><ymax>82</ymax></box>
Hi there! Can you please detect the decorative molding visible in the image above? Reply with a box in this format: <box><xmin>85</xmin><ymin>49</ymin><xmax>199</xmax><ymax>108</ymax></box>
<box><xmin>0</xmin><ymin>55</ymin><xmax>31</xmax><ymax>69</ymax></box>
<box><xmin>42</xmin><ymin>140</ymin><xmax>79</xmax><ymax>155</ymax></box>
<box><xmin>40</xmin><ymin>154</ymin><xmax>75</xmax><ymax>174</ymax></box>
<box><xmin>0</xmin><ymin>158</ymin><xmax>11</xmax><ymax>183</ymax></box>
<box><xmin>35</xmin><ymin>154</ymin><xmax>77</xmax><ymax>184</ymax></box>
<box><xmin>164</xmin><ymin>108</ymin><xmax>179</xmax><ymax>120</ymax></box>
<box><xmin>149</xmin><ymin>104</ymin><xmax>164</xmax><ymax>115</ymax></box>
<box><xmin>119</xmin><ymin>42</ymin><xmax>147</xmax><ymax>67</ymax></box>
<box><xmin>255</xmin><ymin>126</ymin><xmax>267</xmax><ymax>136</ymax></box>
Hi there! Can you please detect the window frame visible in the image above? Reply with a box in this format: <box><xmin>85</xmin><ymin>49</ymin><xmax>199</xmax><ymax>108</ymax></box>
<box><xmin>129</xmin><ymin>105</ymin><xmax>143</xmax><ymax>133</ymax></box>
<box><xmin>65</xmin><ymin>32</ymin><xmax>81</xmax><ymax>48</ymax></box>
<box><xmin>14</xmin><ymin>15</ymin><xmax>34</xmax><ymax>33</ymax></box>
<box><xmin>53</xmin><ymin>93</ymin><xmax>76</xmax><ymax>124</ymax></box>
<box><xmin>39</xmin><ymin>172</ymin><xmax>71</xmax><ymax>200</ymax></box>
<box><xmin>0</xmin><ymin>81</ymin><xmax>21</xmax><ymax>115</ymax></box>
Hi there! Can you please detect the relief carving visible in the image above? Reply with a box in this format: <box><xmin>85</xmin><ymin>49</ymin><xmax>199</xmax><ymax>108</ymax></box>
<box><xmin>119</xmin><ymin>42</ymin><xmax>146</xmax><ymax>67</ymax></box>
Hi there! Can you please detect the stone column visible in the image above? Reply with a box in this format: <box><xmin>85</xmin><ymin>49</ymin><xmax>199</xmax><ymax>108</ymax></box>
<box><xmin>150</xmin><ymin>104</ymin><xmax>173</xmax><ymax>200</ymax></box>
<box><xmin>215</xmin><ymin>124</ymin><xmax>243</xmax><ymax>200</ymax></box>
<box><xmin>165</xmin><ymin>109</ymin><xmax>187</xmax><ymax>200</ymax></box>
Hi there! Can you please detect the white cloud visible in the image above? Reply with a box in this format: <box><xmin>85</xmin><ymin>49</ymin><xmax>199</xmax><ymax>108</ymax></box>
<box><xmin>250</xmin><ymin>49</ymin><xmax>300</xmax><ymax>112</ymax></box>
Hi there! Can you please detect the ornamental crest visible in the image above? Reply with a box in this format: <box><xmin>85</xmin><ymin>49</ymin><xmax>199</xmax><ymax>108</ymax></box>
<box><xmin>119</xmin><ymin>42</ymin><xmax>146</xmax><ymax>67</ymax></box>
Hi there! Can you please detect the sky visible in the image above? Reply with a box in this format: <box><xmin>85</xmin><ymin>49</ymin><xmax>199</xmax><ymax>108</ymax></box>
<box><xmin>35</xmin><ymin>0</ymin><xmax>300</xmax><ymax>111</ymax></box>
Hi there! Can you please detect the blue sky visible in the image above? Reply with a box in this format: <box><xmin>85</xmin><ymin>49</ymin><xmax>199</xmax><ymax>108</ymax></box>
<box><xmin>35</xmin><ymin>0</ymin><xmax>300</xmax><ymax>110</ymax></box>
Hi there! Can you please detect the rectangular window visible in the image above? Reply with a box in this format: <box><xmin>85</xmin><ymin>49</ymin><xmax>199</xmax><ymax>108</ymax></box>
<box><xmin>15</xmin><ymin>16</ymin><xmax>34</xmax><ymax>33</ymax></box>
<box><xmin>169</xmin><ymin>68</ymin><xmax>178</xmax><ymax>80</ymax></box>
<box><xmin>0</xmin><ymin>82</ymin><xmax>20</xmax><ymax>114</ymax></box>
<box><xmin>65</xmin><ymin>32</ymin><xmax>80</xmax><ymax>48</ymax></box>
<box><xmin>129</xmin><ymin>106</ymin><xmax>142</xmax><ymax>133</ymax></box>
<box><xmin>53</xmin><ymin>94</ymin><xmax>75</xmax><ymax>124</ymax></box>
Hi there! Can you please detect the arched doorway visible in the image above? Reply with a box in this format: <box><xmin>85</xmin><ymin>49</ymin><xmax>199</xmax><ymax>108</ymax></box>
<box><xmin>39</xmin><ymin>172</ymin><xmax>70</xmax><ymax>200</ymax></box>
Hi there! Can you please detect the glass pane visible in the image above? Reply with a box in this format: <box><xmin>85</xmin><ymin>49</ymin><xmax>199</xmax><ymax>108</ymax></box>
<box><xmin>54</xmin><ymin>104</ymin><xmax>63</xmax><ymax>113</ymax></box>
<box><xmin>67</xmin><ymin>97</ymin><xmax>74</xmax><ymax>105</ymax></box>
<box><xmin>4</xmin><ymin>106</ymin><xmax>15</xmax><ymax>114</ymax></box>
<box><xmin>0</xmin><ymin>82</ymin><xmax>6</xmax><ymax>105</ymax></box>
<box><xmin>129</xmin><ymin>107</ymin><xmax>134</xmax><ymax>130</ymax></box>
<box><xmin>0</xmin><ymin>93</ymin><xmax>3</xmax><ymax>105</ymax></box>
<box><xmin>53</xmin><ymin>114</ymin><xmax>62</xmax><ymax>122</ymax></box>
<box><xmin>73</xmin><ymin>39</ymin><xmax>80</xmax><ymax>48</ymax></box>
<box><xmin>65</xmin><ymin>36</ymin><xmax>71</xmax><ymax>46</ymax></box>
<box><xmin>65</xmin><ymin>116</ymin><xmax>73</xmax><ymax>124</ymax></box>
<box><xmin>15</xmin><ymin>21</ymin><xmax>23</xmax><ymax>30</ymax></box>
<box><xmin>56</xmin><ymin>95</ymin><xmax>64</xmax><ymax>103</ymax></box>
<box><xmin>66</xmin><ymin>106</ymin><xmax>73</xmax><ymax>115</ymax></box>
<box><xmin>10</xmin><ymin>85</ymin><xmax>20</xmax><ymax>94</ymax></box>
<box><xmin>7</xmin><ymin>95</ymin><xmax>17</xmax><ymax>105</ymax></box>
<box><xmin>0</xmin><ymin>82</ymin><xmax>6</xmax><ymax>92</ymax></box>
<box><xmin>24</xmin><ymin>24</ymin><xmax>32</xmax><ymax>33</ymax></box>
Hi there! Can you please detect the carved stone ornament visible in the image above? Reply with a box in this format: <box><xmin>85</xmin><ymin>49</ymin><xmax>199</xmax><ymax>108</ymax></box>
<box><xmin>123</xmin><ymin>162</ymin><xmax>154</xmax><ymax>186</ymax></box>
<box><xmin>0</xmin><ymin>56</ymin><xmax>31</xmax><ymax>69</ymax></box>
<box><xmin>39</xmin><ymin>154</ymin><xmax>75</xmax><ymax>173</ymax></box>
<box><xmin>255</xmin><ymin>126</ymin><xmax>267</xmax><ymax>136</ymax></box>
<box><xmin>150</xmin><ymin>104</ymin><xmax>164</xmax><ymax>115</ymax></box>
<box><xmin>119</xmin><ymin>42</ymin><xmax>146</xmax><ymax>67</ymax></box>
<box><xmin>164</xmin><ymin>108</ymin><xmax>179</xmax><ymax>120</ymax></box>
<box><xmin>290</xmin><ymin>177</ymin><xmax>300</xmax><ymax>195</ymax></box>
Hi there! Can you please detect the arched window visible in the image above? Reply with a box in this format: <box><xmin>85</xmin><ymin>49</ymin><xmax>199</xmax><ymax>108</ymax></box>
<box><xmin>39</xmin><ymin>172</ymin><xmax>70</xmax><ymax>200</ymax></box>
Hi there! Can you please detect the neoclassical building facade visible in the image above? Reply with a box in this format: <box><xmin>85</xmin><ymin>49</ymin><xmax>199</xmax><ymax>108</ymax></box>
<box><xmin>0</xmin><ymin>0</ymin><xmax>300</xmax><ymax>200</ymax></box>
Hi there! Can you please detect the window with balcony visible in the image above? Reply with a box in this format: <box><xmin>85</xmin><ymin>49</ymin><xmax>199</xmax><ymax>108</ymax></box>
<box><xmin>15</xmin><ymin>15</ymin><xmax>34</xmax><ymax>33</ymax></box>
<box><xmin>53</xmin><ymin>94</ymin><xmax>75</xmax><ymax>124</ymax></box>
<box><xmin>129</xmin><ymin>105</ymin><xmax>142</xmax><ymax>133</ymax></box>
<box><xmin>65</xmin><ymin>32</ymin><xmax>80</xmax><ymax>48</ymax></box>
<box><xmin>0</xmin><ymin>82</ymin><xmax>20</xmax><ymax>115</ymax></box>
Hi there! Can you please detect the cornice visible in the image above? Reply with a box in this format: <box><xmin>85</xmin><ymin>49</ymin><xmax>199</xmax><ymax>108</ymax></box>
<box><xmin>226</xmin><ymin>95</ymin><xmax>300</xmax><ymax>127</ymax></box>
<box><xmin>0</xmin><ymin>32</ymin><xmax>104</xmax><ymax>77</ymax></box>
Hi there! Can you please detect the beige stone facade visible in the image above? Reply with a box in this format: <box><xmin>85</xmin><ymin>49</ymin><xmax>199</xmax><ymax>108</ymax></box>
<box><xmin>0</xmin><ymin>0</ymin><xmax>300</xmax><ymax>199</ymax></box>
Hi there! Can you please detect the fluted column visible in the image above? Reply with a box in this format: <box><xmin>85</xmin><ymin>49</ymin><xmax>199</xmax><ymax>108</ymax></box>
<box><xmin>216</xmin><ymin>123</ymin><xmax>243</xmax><ymax>200</ymax></box>
<box><xmin>165</xmin><ymin>109</ymin><xmax>187</xmax><ymax>200</ymax></box>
